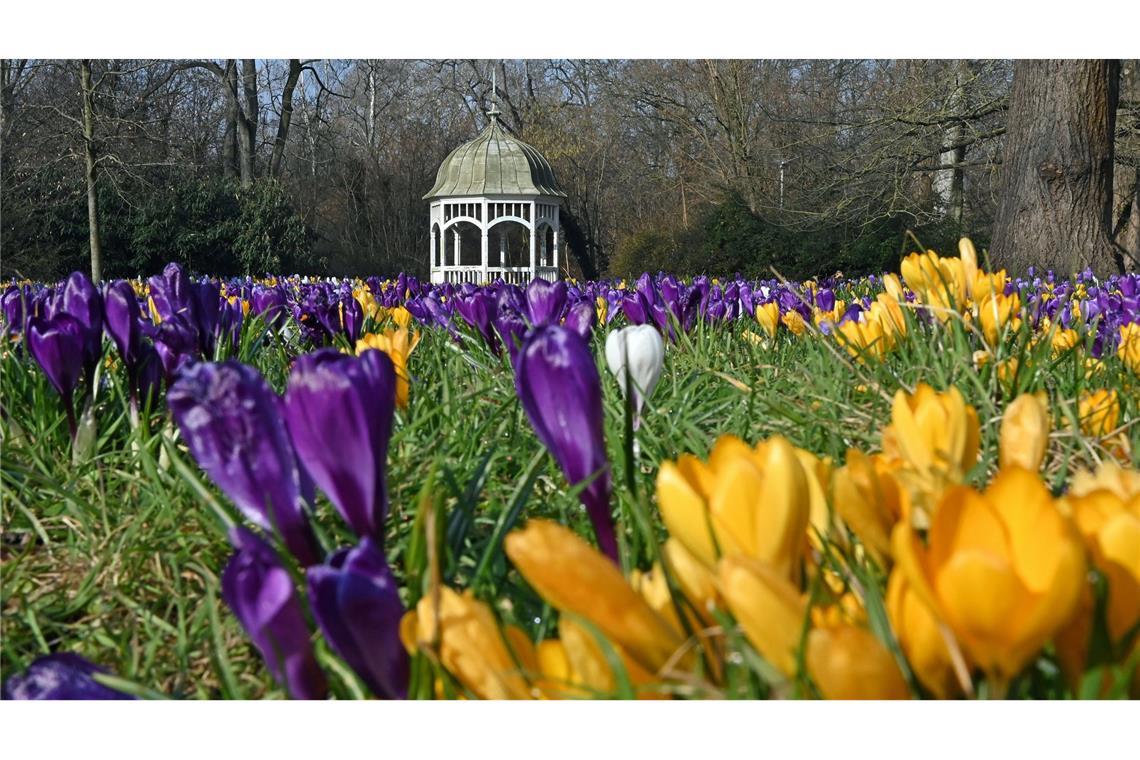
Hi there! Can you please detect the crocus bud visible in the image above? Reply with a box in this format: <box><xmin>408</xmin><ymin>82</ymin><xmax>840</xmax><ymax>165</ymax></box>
<box><xmin>514</xmin><ymin>325</ymin><xmax>616</xmax><ymax>562</ymax></box>
<box><xmin>454</xmin><ymin>291</ymin><xmax>500</xmax><ymax>353</ymax></box>
<box><xmin>58</xmin><ymin>271</ymin><xmax>104</xmax><ymax>372</ymax></box>
<box><xmin>284</xmin><ymin>349</ymin><xmax>396</xmax><ymax>541</ymax></box>
<box><xmin>168</xmin><ymin>361</ymin><xmax>320</xmax><ymax>566</ymax></box>
<box><xmin>401</xmin><ymin>586</ymin><xmax>532</xmax><ymax>699</ymax></box>
<box><xmin>26</xmin><ymin>314</ymin><xmax>86</xmax><ymax>410</ymax></box>
<box><xmin>307</xmin><ymin>538</ymin><xmax>408</xmax><ymax>699</ymax></box>
<box><xmin>525</xmin><ymin>278</ymin><xmax>568</xmax><ymax>326</ymax></box>
<box><xmin>562</xmin><ymin>299</ymin><xmax>597</xmax><ymax>340</ymax></box>
<box><xmin>832</xmin><ymin>449</ymin><xmax>907</xmax><ymax>563</ymax></box>
<box><xmin>755</xmin><ymin>302</ymin><xmax>779</xmax><ymax>338</ymax></box>
<box><xmin>806</xmin><ymin>624</ymin><xmax>910</xmax><ymax>699</ymax></box>
<box><xmin>999</xmin><ymin>393</ymin><xmax>1050</xmax><ymax>471</ymax></box>
<box><xmin>148</xmin><ymin>263</ymin><xmax>191</xmax><ymax>323</ymax></box>
<box><xmin>604</xmin><ymin>324</ymin><xmax>664</xmax><ymax>430</ymax></box>
<box><xmin>222</xmin><ymin>528</ymin><xmax>327</xmax><ymax>699</ymax></box>
<box><xmin>719</xmin><ymin>555</ymin><xmax>806</xmax><ymax>677</ymax></box>
<box><xmin>103</xmin><ymin>280</ymin><xmax>144</xmax><ymax>369</ymax></box>
<box><xmin>3</xmin><ymin>285</ymin><xmax>25</xmax><ymax>336</ymax></box>
<box><xmin>505</xmin><ymin>519</ymin><xmax>685</xmax><ymax>675</ymax></box>
<box><xmin>1</xmin><ymin>653</ymin><xmax>134</xmax><ymax>700</ymax></box>
<box><xmin>886</xmin><ymin>569</ymin><xmax>962</xmax><ymax>699</ymax></box>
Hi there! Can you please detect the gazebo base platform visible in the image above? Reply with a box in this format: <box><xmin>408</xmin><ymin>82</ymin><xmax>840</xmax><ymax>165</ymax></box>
<box><xmin>430</xmin><ymin>265</ymin><xmax>560</xmax><ymax>285</ymax></box>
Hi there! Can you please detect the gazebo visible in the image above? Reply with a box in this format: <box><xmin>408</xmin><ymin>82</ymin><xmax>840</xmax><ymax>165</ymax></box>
<box><xmin>424</xmin><ymin>104</ymin><xmax>565</xmax><ymax>284</ymax></box>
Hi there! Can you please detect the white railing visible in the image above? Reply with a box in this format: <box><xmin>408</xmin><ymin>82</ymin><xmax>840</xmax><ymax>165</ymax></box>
<box><xmin>431</xmin><ymin>266</ymin><xmax>561</xmax><ymax>285</ymax></box>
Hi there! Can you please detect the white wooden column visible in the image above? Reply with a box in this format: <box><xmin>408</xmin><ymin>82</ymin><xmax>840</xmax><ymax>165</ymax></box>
<box><xmin>430</xmin><ymin>207</ymin><xmax>438</xmax><ymax>270</ymax></box>
<box><xmin>452</xmin><ymin>229</ymin><xmax>460</xmax><ymax>268</ymax></box>
<box><xmin>480</xmin><ymin>199</ymin><xmax>489</xmax><ymax>282</ymax></box>
<box><xmin>551</xmin><ymin>221</ymin><xmax>560</xmax><ymax>278</ymax></box>
<box><xmin>528</xmin><ymin>201</ymin><xmax>537</xmax><ymax>278</ymax></box>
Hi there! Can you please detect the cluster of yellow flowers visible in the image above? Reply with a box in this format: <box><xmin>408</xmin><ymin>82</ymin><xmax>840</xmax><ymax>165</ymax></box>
<box><xmin>351</xmin><ymin>301</ymin><xmax>419</xmax><ymax>409</ymax></box>
<box><xmin>750</xmin><ymin>239</ymin><xmax>1140</xmax><ymax>381</ymax></box>
<box><xmin>400</xmin><ymin>383</ymin><xmax>1139</xmax><ymax>699</ymax></box>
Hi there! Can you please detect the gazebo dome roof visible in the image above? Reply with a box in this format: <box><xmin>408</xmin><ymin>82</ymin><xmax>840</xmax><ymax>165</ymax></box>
<box><xmin>423</xmin><ymin>116</ymin><xmax>565</xmax><ymax>200</ymax></box>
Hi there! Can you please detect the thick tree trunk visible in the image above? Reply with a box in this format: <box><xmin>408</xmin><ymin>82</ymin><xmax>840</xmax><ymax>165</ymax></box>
<box><xmin>222</xmin><ymin>61</ymin><xmax>239</xmax><ymax>179</ymax></box>
<box><xmin>991</xmin><ymin>60</ymin><xmax>1121</xmax><ymax>276</ymax></box>
<box><xmin>269</xmin><ymin>59</ymin><xmax>303</xmax><ymax>179</ymax></box>
<box><xmin>235</xmin><ymin>59</ymin><xmax>257</xmax><ymax>187</ymax></box>
<box><xmin>79</xmin><ymin>59</ymin><xmax>102</xmax><ymax>283</ymax></box>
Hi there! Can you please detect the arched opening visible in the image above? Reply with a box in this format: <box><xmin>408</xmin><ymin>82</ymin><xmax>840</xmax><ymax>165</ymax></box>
<box><xmin>431</xmin><ymin>224</ymin><xmax>441</xmax><ymax>268</ymax></box>
<box><xmin>540</xmin><ymin>224</ymin><xmax>555</xmax><ymax>267</ymax></box>
<box><xmin>489</xmin><ymin>221</ymin><xmax>531</xmax><ymax>270</ymax></box>
<box><xmin>444</xmin><ymin>221</ymin><xmax>481</xmax><ymax>267</ymax></box>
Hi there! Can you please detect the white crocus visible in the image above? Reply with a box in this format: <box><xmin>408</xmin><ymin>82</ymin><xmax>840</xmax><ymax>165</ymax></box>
<box><xmin>605</xmin><ymin>324</ymin><xmax>665</xmax><ymax>430</ymax></box>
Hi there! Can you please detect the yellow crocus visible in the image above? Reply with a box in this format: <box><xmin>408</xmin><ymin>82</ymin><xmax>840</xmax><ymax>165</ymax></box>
<box><xmin>1062</xmin><ymin>487</ymin><xmax>1140</xmax><ymax>645</ymax></box>
<box><xmin>832</xmin><ymin>449</ymin><xmax>907</xmax><ymax>563</ymax></box>
<box><xmin>998</xmin><ymin>393</ymin><xmax>1051</xmax><ymax>472</ymax></box>
<box><xmin>1078</xmin><ymin>389</ymin><xmax>1120</xmax><ymax>438</ymax></box>
<box><xmin>886</xmin><ymin>570</ymin><xmax>963</xmax><ymax>698</ymax></box>
<box><xmin>886</xmin><ymin>383</ymin><xmax>980</xmax><ymax>492</ymax></box>
<box><xmin>891</xmin><ymin>467</ymin><xmax>1086</xmax><ymax>682</ymax></box>
<box><xmin>1050</xmin><ymin>327</ymin><xmax>1081</xmax><ymax>356</ymax></box>
<box><xmin>401</xmin><ymin>587</ymin><xmax>534</xmax><ymax>699</ymax></box>
<box><xmin>353</xmin><ymin>286</ymin><xmax>381</xmax><ymax>321</ymax></box>
<box><xmin>504</xmin><ymin>519</ymin><xmax>684</xmax><ymax>674</ymax></box>
<box><xmin>755</xmin><ymin>302</ymin><xmax>780</xmax><ymax>338</ymax></box>
<box><xmin>389</xmin><ymin>306</ymin><xmax>413</xmax><ymax>329</ymax></box>
<box><xmin>806</xmin><ymin>623</ymin><xmax>911</xmax><ymax>699</ymax></box>
<box><xmin>836</xmin><ymin>316</ymin><xmax>888</xmax><ymax>362</ymax></box>
<box><xmin>959</xmin><ymin>238</ymin><xmax>979</xmax><ymax>299</ymax></box>
<box><xmin>1070</xmin><ymin>460</ymin><xmax>1140</xmax><ymax>502</ymax></box>
<box><xmin>900</xmin><ymin>250</ymin><xmax>966</xmax><ymax>319</ymax></box>
<box><xmin>882</xmin><ymin>272</ymin><xmax>905</xmax><ymax>302</ymax></box>
<box><xmin>977</xmin><ymin>291</ymin><xmax>1022</xmax><ymax>347</ymax></box>
<box><xmin>871</xmin><ymin>292</ymin><xmax>908</xmax><ymax>338</ymax></box>
<box><xmin>655</xmin><ymin>434</ymin><xmax>811</xmax><ymax>580</ymax></box>
<box><xmin>356</xmin><ymin>328</ymin><xmax>421</xmax><ymax>408</ymax></box>
<box><xmin>595</xmin><ymin>296</ymin><xmax>608</xmax><ymax>324</ymax></box>
<box><xmin>781</xmin><ymin>309</ymin><xmax>807</xmax><ymax>336</ymax></box>
<box><xmin>1119</xmin><ymin>323</ymin><xmax>1140</xmax><ymax>375</ymax></box>
<box><xmin>719</xmin><ymin>555</ymin><xmax>807</xmax><ymax>677</ymax></box>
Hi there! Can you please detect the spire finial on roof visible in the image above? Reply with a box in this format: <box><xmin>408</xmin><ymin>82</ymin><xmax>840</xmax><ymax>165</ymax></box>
<box><xmin>487</xmin><ymin>66</ymin><xmax>501</xmax><ymax>123</ymax></box>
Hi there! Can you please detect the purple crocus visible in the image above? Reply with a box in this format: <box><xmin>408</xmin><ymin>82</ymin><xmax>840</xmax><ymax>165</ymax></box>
<box><xmin>454</xmin><ymin>291</ymin><xmax>500</xmax><ymax>354</ymax></box>
<box><xmin>148</xmin><ymin>263</ymin><xmax>191</xmax><ymax>322</ymax></box>
<box><xmin>307</xmin><ymin>538</ymin><xmax>408</xmax><ymax>699</ymax></box>
<box><xmin>26</xmin><ymin>314</ymin><xmax>86</xmax><ymax>434</ymax></box>
<box><xmin>563</xmin><ymin>299</ymin><xmax>597</xmax><ymax>339</ymax></box>
<box><xmin>57</xmin><ymin>272</ymin><xmax>104</xmax><ymax>372</ymax></box>
<box><xmin>222</xmin><ymin>527</ymin><xmax>328</xmax><ymax>699</ymax></box>
<box><xmin>167</xmin><ymin>361</ymin><xmax>320</xmax><ymax>566</ymax></box>
<box><xmin>153</xmin><ymin>314</ymin><xmax>201</xmax><ymax>381</ymax></box>
<box><xmin>103</xmin><ymin>280</ymin><xmax>144</xmax><ymax>369</ymax></box>
<box><xmin>190</xmin><ymin>280</ymin><xmax>221</xmax><ymax>357</ymax></box>
<box><xmin>1</xmin><ymin>653</ymin><xmax>134</xmax><ymax>700</ymax></box>
<box><xmin>2</xmin><ymin>285</ymin><xmax>25</xmax><ymax>336</ymax></box>
<box><xmin>283</xmin><ymin>349</ymin><xmax>396</xmax><ymax>542</ymax></box>
<box><xmin>514</xmin><ymin>325</ymin><xmax>617</xmax><ymax>562</ymax></box>
<box><xmin>525</xmin><ymin>278</ymin><xmax>568</xmax><ymax>326</ymax></box>
<box><xmin>251</xmin><ymin>286</ymin><xmax>287</xmax><ymax>329</ymax></box>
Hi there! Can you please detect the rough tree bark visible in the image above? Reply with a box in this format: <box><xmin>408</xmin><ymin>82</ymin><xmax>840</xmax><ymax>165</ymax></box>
<box><xmin>221</xmin><ymin>62</ymin><xmax>239</xmax><ymax>178</ymax></box>
<box><xmin>79</xmin><ymin>59</ymin><xmax>102</xmax><ymax>283</ymax></box>
<box><xmin>236</xmin><ymin>59</ymin><xmax>258</xmax><ymax>186</ymax></box>
<box><xmin>269</xmin><ymin>59</ymin><xmax>303</xmax><ymax>178</ymax></box>
<box><xmin>991</xmin><ymin>60</ymin><xmax>1121</xmax><ymax>276</ymax></box>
